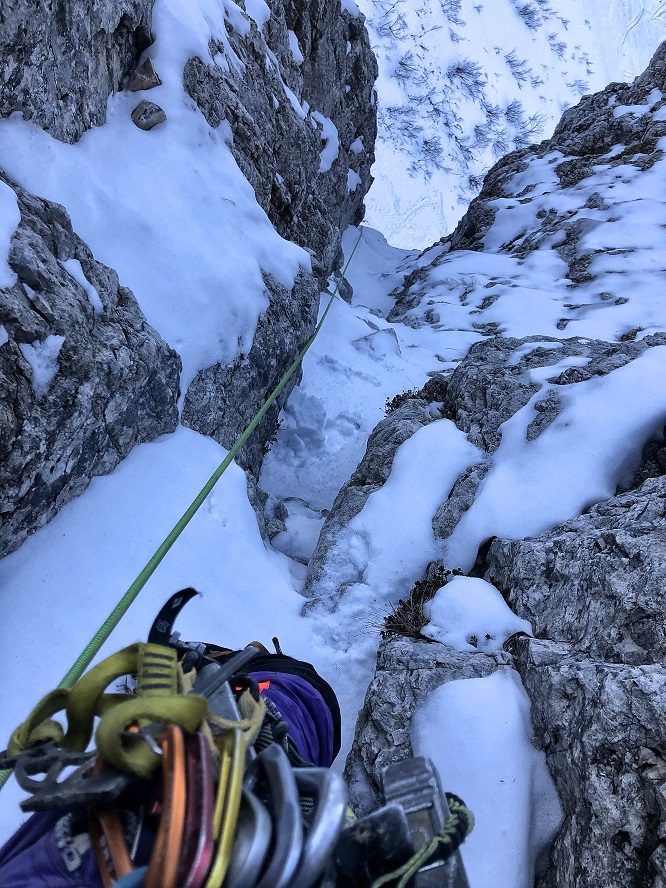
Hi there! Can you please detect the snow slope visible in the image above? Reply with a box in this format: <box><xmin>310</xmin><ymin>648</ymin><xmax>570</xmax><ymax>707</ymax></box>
<box><xmin>358</xmin><ymin>0</ymin><xmax>666</xmax><ymax>247</ymax></box>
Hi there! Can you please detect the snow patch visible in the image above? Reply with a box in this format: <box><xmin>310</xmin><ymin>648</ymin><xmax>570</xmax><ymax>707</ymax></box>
<box><xmin>422</xmin><ymin>576</ymin><xmax>533</xmax><ymax>652</ymax></box>
<box><xmin>340</xmin><ymin>0</ymin><xmax>360</xmax><ymax>17</ymax></box>
<box><xmin>0</xmin><ymin>180</ymin><xmax>19</xmax><ymax>288</ymax></box>
<box><xmin>61</xmin><ymin>258</ymin><xmax>103</xmax><ymax>313</ymax></box>
<box><xmin>245</xmin><ymin>0</ymin><xmax>270</xmax><ymax>30</ymax></box>
<box><xmin>311</xmin><ymin>111</ymin><xmax>340</xmax><ymax>172</ymax></box>
<box><xmin>347</xmin><ymin>169</ymin><xmax>362</xmax><ymax>191</ymax></box>
<box><xmin>18</xmin><ymin>335</ymin><xmax>65</xmax><ymax>398</ymax></box>
<box><xmin>413</xmin><ymin>670</ymin><xmax>563</xmax><ymax>888</ymax></box>
<box><xmin>288</xmin><ymin>30</ymin><xmax>304</xmax><ymax>64</ymax></box>
<box><xmin>349</xmin><ymin>137</ymin><xmax>364</xmax><ymax>154</ymax></box>
<box><xmin>283</xmin><ymin>84</ymin><xmax>307</xmax><ymax>119</ymax></box>
<box><xmin>0</xmin><ymin>324</ymin><xmax>8</xmax><ymax>347</ymax></box>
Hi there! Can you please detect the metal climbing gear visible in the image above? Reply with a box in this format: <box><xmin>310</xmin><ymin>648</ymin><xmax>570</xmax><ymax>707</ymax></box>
<box><xmin>0</xmin><ymin>589</ymin><xmax>474</xmax><ymax>887</ymax></box>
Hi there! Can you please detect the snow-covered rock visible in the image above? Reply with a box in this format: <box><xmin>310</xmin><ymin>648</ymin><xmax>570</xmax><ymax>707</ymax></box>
<box><xmin>313</xmin><ymin>43</ymin><xmax>666</xmax><ymax>888</ymax></box>
<box><xmin>344</xmin><ymin>633</ymin><xmax>497</xmax><ymax>815</ymax></box>
<box><xmin>169</xmin><ymin>0</ymin><xmax>378</xmax><ymax>473</ymax></box>
<box><xmin>0</xmin><ymin>170</ymin><xmax>180</xmax><ymax>556</ymax></box>
<box><xmin>183</xmin><ymin>0</ymin><xmax>377</xmax><ymax>281</ymax></box>
<box><xmin>0</xmin><ymin>0</ymin><xmax>154</xmax><ymax>144</ymax></box>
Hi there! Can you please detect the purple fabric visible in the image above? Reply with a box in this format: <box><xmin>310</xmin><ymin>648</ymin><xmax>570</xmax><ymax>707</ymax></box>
<box><xmin>249</xmin><ymin>671</ymin><xmax>335</xmax><ymax>767</ymax></box>
<box><xmin>0</xmin><ymin>810</ymin><xmax>103</xmax><ymax>887</ymax></box>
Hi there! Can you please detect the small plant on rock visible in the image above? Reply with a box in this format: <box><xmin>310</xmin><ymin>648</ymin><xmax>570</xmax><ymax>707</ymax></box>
<box><xmin>382</xmin><ymin>564</ymin><xmax>464</xmax><ymax>639</ymax></box>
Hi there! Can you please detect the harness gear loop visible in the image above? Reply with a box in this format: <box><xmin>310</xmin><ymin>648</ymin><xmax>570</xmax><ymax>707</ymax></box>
<box><xmin>6</xmin><ymin>643</ymin><xmax>209</xmax><ymax>778</ymax></box>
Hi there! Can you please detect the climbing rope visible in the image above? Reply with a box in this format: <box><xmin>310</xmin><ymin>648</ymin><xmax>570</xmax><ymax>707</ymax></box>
<box><xmin>0</xmin><ymin>229</ymin><xmax>363</xmax><ymax>793</ymax></box>
<box><xmin>369</xmin><ymin>794</ymin><xmax>475</xmax><ymax>888</ymax></box>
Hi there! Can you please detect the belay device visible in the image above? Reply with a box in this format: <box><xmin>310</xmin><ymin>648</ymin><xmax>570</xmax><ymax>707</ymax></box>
<box><xmin>0</xmin><ymin>589</ymin><xmax>473</xmax><ymax>887</ymax></box>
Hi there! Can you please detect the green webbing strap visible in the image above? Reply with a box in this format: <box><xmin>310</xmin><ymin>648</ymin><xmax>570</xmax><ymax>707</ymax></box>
<box><xmin>6</xmin><ymin>643</ymin><xmax>208</xmax><ymax>779</ymax></box>
<box><xmin>0</xmin><ymin>230</ymin><xmax>363</xmax><ymax>793</ymax></box>
<box><xmin>369</xmin><ymin>795</ymin><xmax>474</xmax><ymax>888</ymax></box>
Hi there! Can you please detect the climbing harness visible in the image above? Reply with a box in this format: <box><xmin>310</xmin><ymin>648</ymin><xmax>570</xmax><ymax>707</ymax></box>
<box><xmin>0</xmin><ymin>589</ymin><xmax>473</xmax><ymax>887</ymax></box>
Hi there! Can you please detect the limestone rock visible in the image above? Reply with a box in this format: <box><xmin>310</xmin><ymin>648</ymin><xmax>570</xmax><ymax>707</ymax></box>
<box><xmin>127</xmin><ymin>57</ymin><xmax>161</xmax><ymax>91</ymax></box>
<box><xmin>181</xmin><ymin>270</ymin><xmax>319</xmax><ymax>477</ymax></box>
<box><xmin>0</xmin><ymin>0</ymin><xmax>155</xmax><ymax>143</ymax></box>
<box><xmin>344</xmin><ymin>634</ymin><xmax>497</xmax><ymax>815</ymax></box>
<box><xmin>181</xmin><ymin>0</ymin><xmax>377</xmax><ymax>475</ymax></box>
<box><xmin>182</xmin><ymin>0</ymin><xmax>377</xmax><ymax>285</ymax></box>
<box><xmin>0</xmin><ymin>170</ymin><xmax>180</xmax><ymax>556</ymax></box>
<box><xmin>441</xmin><ymin>333</ymin><xmax>666</xmax><ymax>456</ymax></box>
<box><xmin>484</xmin><ymin>476</ymin><xmax>666</xmax><ymax>666</ymax></box>
<box><xmin>513</xmin><ymin>636</ymin><xmax>666</xmax><ymax>888</ymax></box>
<box><xmin>131</xmin><ymin>100</ymin><xmax>167</xmax><ymax>130</ymax></box>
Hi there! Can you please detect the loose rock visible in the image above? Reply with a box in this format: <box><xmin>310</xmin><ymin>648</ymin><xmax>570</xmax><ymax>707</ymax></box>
<box><xmin>130</xmin><ymin>100</ymin><xmax>166</xmax><ymax>130</ymax></box>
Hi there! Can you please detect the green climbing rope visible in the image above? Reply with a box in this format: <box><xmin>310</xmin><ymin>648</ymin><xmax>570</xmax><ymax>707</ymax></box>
<box><xmin>0</xmin><ymin>229</ymin><xmax>363</xmax><ymax>793</ymax></box>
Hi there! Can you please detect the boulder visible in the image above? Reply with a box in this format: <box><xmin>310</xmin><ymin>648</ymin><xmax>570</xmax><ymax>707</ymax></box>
<box><xmin>484</xmin><ymin>476</ymin><xmax>666</xmax><ymax>667</ymax></box>
<box><xmin>480</xmin><ymin>462</ymin><xmax>666</xmax><ymax>885</ymax></box>
<box><xmin>130</xmin><ymin>99</ymin><xmax>166</xmax><ymax>130</ymax></box>
<box><xmin>0</xmin><ymin>0</ymin><xmax>155</xmax><ymax>143</ymax></box>
<box><xmin>0</xmin><ymin>170</ymin><xmax>180</xmax><ymax>556</ymax></box>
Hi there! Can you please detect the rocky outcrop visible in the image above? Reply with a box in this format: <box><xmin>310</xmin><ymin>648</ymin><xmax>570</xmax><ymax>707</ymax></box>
<box><xmin>511</xmin><ymin>636</ymin><xmax>666</xmax><ymax>888</ymax></box>
<box><xmin>0</xmin><ymin>0</ymin><xmax>155</xmax><ymax>143</ymax></box>
<box><xmin>344</xmin><ymin>633</ymin><xmax>497</xmax><ymax>816</ymax></box>
<box><xmin>440</xmin><ymin>40</ymin><xmax>666</xmax><ymax>256</ymax></box>
<box><xmin>484</xmin><ymin>476</ymin><xmax>666</xmax><ymax>667</ymax></box>
<box><xmin>322</xmin><ymin>330</ymin><xmax>666</xmax><ymax>885</ymax></box>
<box><xmin>0</xmin><ymin>170</ymin><xmax>180</xmax><ymax>557</ymax></box>
<box><xmin>479</xmin><ymin>456</ymin><xmax>666</xmax><ymax>885</ymax></box>
<box><xmin>181</xmin><ymin>269</ymin><xmax>319</xmax><ymax>476</ymax></box>
<box><xmin>183</xmin><ymin>0</ymin><xmax>377</xmax><ymax>282</ymax></box>
<box><xmin>0</xmin><ymin>0</ymin><xmax>380</xmax><ymax>548</ymax></box>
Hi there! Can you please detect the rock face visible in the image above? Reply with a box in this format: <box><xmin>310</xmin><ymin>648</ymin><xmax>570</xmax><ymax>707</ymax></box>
<box><xmin>344</xmin><ymin>633</ymin><xmax>497</xmax><ymax>816</ymax></box>
<box><xmin>484</xmin><ymin>470</ymin><xmax>666</xmax><ymax>886</ymax></box>
<box><xmin>0</xmin><ymin>170</ymin><xmax>180</xmax><ymax>557</ymax></box>
<box><xmin>511</xmin><ymin>636</ymin><xmax>666</xmax><ymax>888</ymax></box>
<box><xmin>183</xmin><ymin>0</ymin><xmax>377</xmax><ymax>282</ymax></box>
<box><xmin>330</xmin><ymin>332</ymin><xmax>666</xmax><ymax>886</ymax></box>
<box><xmin>180</xmin><ymin>0</ymin><xmax>377</xmax><ymax>472</ymax></box>
<box><xmin>317</xmin><ymin>37</ymin><xmax>666</xmax><ymax>879</ymax></box>
<box><xmin>0</xmin><ymin>0</ymin><xmax>155</xmax><ymax>143</ymax></box>
<box><xmin>484</xmin><ymin>476</ymin><xmax>666</xmax><ymax>667</ymax></box>
<box><xmin>0</xmin><ymin>0</ymin><xmax>380</xmax><ymax>527</ymax></box>
<box><xmin>181</xmin><ymin>270</ymin><xmax>319</xmax><ymax>476</ymax></box>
